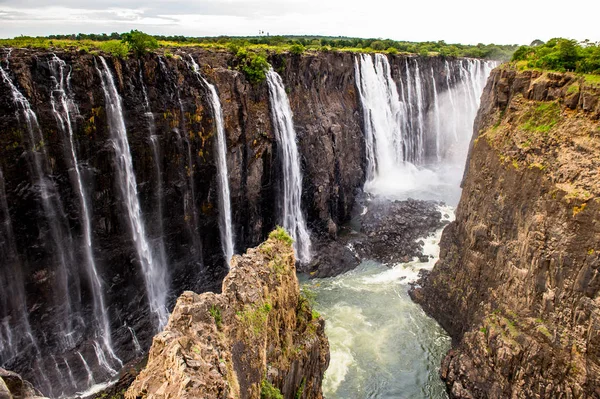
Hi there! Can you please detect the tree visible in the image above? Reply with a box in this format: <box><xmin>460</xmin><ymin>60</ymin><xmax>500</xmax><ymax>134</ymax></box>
<box><xmin>121</xmin><ymin>30</ymin><xmax>158</xmax><ymax>56</ymax></box>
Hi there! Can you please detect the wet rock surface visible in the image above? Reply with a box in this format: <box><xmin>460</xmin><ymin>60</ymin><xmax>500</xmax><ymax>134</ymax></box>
<box><xmin>0</xmin><ymin>368</ymin><xmax>48</xmax><ymax>399</ymax></box>
<box><xmin>306</xmin><ymin>197</ymin><xmax>446</xmax><ymax>278</ymax></box>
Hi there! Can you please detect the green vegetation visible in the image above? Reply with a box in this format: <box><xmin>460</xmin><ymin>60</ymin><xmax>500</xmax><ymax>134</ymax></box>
<box><xmin>261</xmin><ymin>379</ymin><xmax>283</xmax><ymax>399</ymax></box>
<box><xmin>99</xmin><ymin>40</ymin><xmax>129</xmax><ymax>58</ymax></box>
<box><xmin>121</xmin><ymin>30</ymin><xmax>158</xmax><ymax>56</ymax></box>
<box><xmin>233</xmin><ymin>47</ymin><xmax>270</xmax><ymax>84</ymax></box>
<box><xmin>237</xmin><ymin>302</ymin><xmax>272</xmax><ymax>337</ymax></box>
<box><xmin>208</xmin><ymin>304</ymin><xmax>222</xmax><ymax>329</ymax></box>
<box><xmin>290</xmin><ymin>43</ymin><xmax>305</xmax><ymax>55</ymax></box>
<box><xmin>521</xmin><ymin>102</ymin><xmax>561</xmax><ymax>133</ymax></box>
<box><xmin>512</xmin><ymin>38</ymin><xmax>600</xmax><ymax>74</ymax></box>
<box><xmin>268</xmin><ymin>226</ymin><xmax>294</xmax><ymax>246</ymax></box>
<box><xmin>0</xmin><ymin>32</ymin><xmax>518</xmax><ymax>60</ymax></box>
<box><xmin>295</xmin><ymin>378</ymin><xmax>306</xmax><ymax>399</ymax></box>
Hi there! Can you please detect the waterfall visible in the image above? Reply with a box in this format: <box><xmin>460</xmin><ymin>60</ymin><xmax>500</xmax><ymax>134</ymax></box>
<box><xmin>0</xmin><ymin>62</ymin><xmax>78</xmax><ymax>350</ymax></box>
<box><xmin>355</xmin><ymin>54</ymin><xmax>495</xmax><ymax>199</ymax></box>
<box><xmin>188</xmin><ymin>56</ymin><xmax>235</xmax><ymax>265</ymax></box>
<box><xmin>431</xmin><ymin>68</ymin><xmax>441</xmax><ymax>161</ymax></box>
<box><xmin>266</xmin><ymin>68</ymin><xmax>312</xmax><ymax>264</ymax></box>
<box><xmin>48</xmin><ymin>55</ymin><xmax>121</xmax><ymax>369</ymax></box>
<box><xmin>96</xmin><ymin>56</ymin><xmax>169</xmax><ymax>330</ymax></box>
<box><xmin>354</xmin><ymin>53</ymin><xmax>405</xmax><ymax>181</ymax></box>
<box><xmin>139</xmin><ymin>66</ymin><xmax>169</xmax><ymax>283</ymax></box>
<box><xmin>0</xmin><ymin>168</ymin><xmax>35</xmax><ymax>364</ymax></box>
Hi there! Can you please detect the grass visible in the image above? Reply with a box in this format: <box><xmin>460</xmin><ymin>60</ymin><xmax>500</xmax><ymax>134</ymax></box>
<box><xmin>209</xmin><ymin>304</ymin><xmax>222</xmax><ymax>329</ymax></box>
<box><xmin>261</xmin><ymin>379</ymin><xmax>283</xmax><ymax>399</ymax></box>
<box><xmin>583</xmin><ymin>74</ymin><xmax>600</xmax><ymax>86</ymax></box>
<box><xmin>237</xmin><ymin>302</ymin><xmax>272</xmax><ymax>337</ymax></box>
<box><xmin>521</xmin><ymin>102</ymin><xmax>561</xmax><ymax>133</ymax></box>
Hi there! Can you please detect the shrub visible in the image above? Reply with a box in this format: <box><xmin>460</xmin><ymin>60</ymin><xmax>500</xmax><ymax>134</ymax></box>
<box><xmin>121</xmin><ymin>30</ymin><xmax>158</xmax><ymax>56</ymax></box>
<box><xmin>290</xmin><ymin>43</ymin><xmax>305</xmax><ymax>55</ymax></box>
<box><xmin>99</xmin><ymin>40</ymin><xmax>129</xmax><ymax>58</ymax></box>
<box><xmin>208</xmin><ymin>304</ymin><xmax>222</xmax><ymax>328</ymax></box>
<box><xmin>387</xmin><ymin>47</ymin><xmax>398</xmax><ymax>55</ymax></box>
<box><xmin>268</xmin><ymin>226</ymin><xmax>293</xmax><ymax>246</ymax></box>
<box><xmin>261</xmin><ymin>380</ymin><xmax>283</xmax><ymax>399</ymax></box>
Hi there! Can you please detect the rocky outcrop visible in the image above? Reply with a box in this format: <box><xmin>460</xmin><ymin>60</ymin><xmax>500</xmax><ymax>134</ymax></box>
<box><xmin>308</xmin><ymin>198</ymin><xmax>447</xmax><ymax>278</ymax></box>
<box><xmin>125</xmin><ymin>229</ymin><xmax>329</xmax><ymax>399</ymax></box>
<box><xmin>412</xmin><ymin>67</ymin><xmax>600</xmax><ymax>398</ymax></box>
<box><xmin>0</xmin><ymin>368</ymin><xmax>48</xmax><ymax>399</ymax></box>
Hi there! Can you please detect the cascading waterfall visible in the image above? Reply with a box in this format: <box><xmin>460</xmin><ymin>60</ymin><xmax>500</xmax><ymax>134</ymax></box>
<box><xmin>0</xmin><ymin>61</ymin><xmax>78</xmax><ymax>355</ymax></box>
<box><xmin>139</xmin><ymin>66</ymin><xmax>169</xmax><ymax>289</ymax></box>
<box><xmin>431</xmin><ymin>68</ymin><xmax>442</xmax><ymax>161</ymax></box>
<box><xmin>96</xmin><ymin>56</ymin><xmax>169</xmax><ymax>330</ymax></box>
<box><xmin>187</xmin><ymin>56</ymin><xmax>235</xmax><ymax>264</ymax></box>
<box><xmin>266</xmin><ymin>68</ymin><xmax>312</xmax><ymax>264</ymax></box>
<box><xmin>48</xmin><ymin>54</ymin><xmax>121</xmax><ymax>370</ymax></box>
<box><xmin>355</xmin><ymin>53</ymin><xmax>496</xmax><ymax>200</ymax></box>
<box><xmin>0</xmin><ymin>167</ymin><xmax>34</xmax><ymax>365</ymax></box>
<box><xmin>354</xmin><ymin>53</ymin><xmax>405</xmax><ymax>181</ymax></box>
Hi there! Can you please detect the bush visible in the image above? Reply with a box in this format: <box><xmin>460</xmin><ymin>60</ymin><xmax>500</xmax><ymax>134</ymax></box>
<box><xmin>233</xmin><ymin>47</ymin><xmax>270</xmax><ymax>84</ymax></box>
<box><xmin>387</xmin><ymin>47</ymin><xmax>398</xmax><ymax>55</ymax></box>
<box><xmin>290</xmin><ymin>43</ymin><xmax>305</xmax><ymax>55</ymax></box>
<box><xmin>268</xmin><ymin>226</ymin><xmax>293</xmax><ymax>246</ymax></box>
<box><xmin>121</xmin><ymin>30</ymin><xmax>158</xmax><ymax>56</ymax></box>
<box><xmin>261</xmin><ymin>380</ymin><xmax>283</xmax><ymax>399</ymax></box>
<box><xmin>99</xmin><ymin>40</ymin><xmax>129</xmax><ymax>58</ymax></box>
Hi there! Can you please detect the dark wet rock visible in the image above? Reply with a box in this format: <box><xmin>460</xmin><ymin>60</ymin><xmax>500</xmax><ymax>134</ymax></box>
<box><xmin>305</xmin><ymin>198</ymin><xmax>446</xmax><ymax>278</ymax></box>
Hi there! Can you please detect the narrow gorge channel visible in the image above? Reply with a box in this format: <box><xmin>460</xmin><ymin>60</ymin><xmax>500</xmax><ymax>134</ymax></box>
<box><xmin>0</xmin><ymin>47</ymin><xmax>494</xmax><ymax>398</ymax></box>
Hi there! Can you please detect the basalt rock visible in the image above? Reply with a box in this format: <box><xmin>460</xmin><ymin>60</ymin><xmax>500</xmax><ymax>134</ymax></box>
<box><xmin>125</xmin><ymin>230</ymin><xmax>329</xmax><ymax>399</ymax></box>
<box><xmin>413</xmin><ymin>67</ymin><xmax>600</xmax><ymax>398</ymax></box>
<box><xmin>307</xmin><ymin>198</ymin><xmax>446</xmax><ymax>278</ymax></box>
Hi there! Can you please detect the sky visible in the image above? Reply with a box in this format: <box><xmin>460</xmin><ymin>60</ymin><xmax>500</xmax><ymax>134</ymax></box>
<box><xmin>1</xmin><ymin>0</ymin><xmax>599</xmax><ymax>45</ymax></box>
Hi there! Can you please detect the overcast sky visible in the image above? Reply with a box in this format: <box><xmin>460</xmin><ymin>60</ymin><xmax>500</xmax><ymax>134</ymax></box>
<box><xmin>1</xmin><ymin>0</ymin><xmax>599</xmax><ymax>44</ymax></box>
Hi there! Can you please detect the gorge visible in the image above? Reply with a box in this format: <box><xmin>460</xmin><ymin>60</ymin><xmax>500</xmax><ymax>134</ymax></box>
<box><xmin>0</xmin><ymin>44</ymin><xmax>532</xmax><ymax>398</ymax></box>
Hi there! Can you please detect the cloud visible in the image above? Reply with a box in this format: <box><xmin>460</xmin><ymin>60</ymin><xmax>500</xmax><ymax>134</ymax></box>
<box><xmin>0</xmin><ymin>0</ymin><xmax>598</xmax><ymax>43</ymax></box>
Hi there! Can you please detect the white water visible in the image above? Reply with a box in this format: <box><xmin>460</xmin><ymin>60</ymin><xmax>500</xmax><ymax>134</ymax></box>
<box><xmin>304</xmin><ymin>208</ymin><xmax>454</xmax><ymax>398</ymax></box>
<box><xmin>96</xmin><ymin>57</ymin><xmax>169</xmax><ymax>330</ymax></box>
<box><xmin>266</xmin><ymin>68</ymin><xmax>312</xmax><ymax>263</ymax></box>
<box><xmin>1</xmin><ymin>60</ymin><xmax>77</xmax><ymax>355</ymax></box>
<box><xmin>188</xmin><ymin>56</ymin><xmax>235</xmax><ymax>265</ymax></box>
<box><xmin>139</xmin><ymin>66</ymin><xmax>169</xmax><ymax>287</ymax></box>
<box><xmin>355</xmin><ymin>55</ymin><xmax>496</xmax><ymax>204</ymax></box>
<box><xmin>48</xmin><ymin>55</ymin><xmax>121</xmax><ymax>371</ymax></box>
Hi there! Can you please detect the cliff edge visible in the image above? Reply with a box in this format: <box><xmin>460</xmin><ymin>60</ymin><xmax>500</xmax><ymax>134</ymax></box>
<box><xmin>125</xmin><ymin>228</ymin><xmax>329</xmax><ymax>399</ymax></box>
<box><xmin>412</xmin><ymin>67</ymin><xmax>600</xmax><ymax>398</ymax></box>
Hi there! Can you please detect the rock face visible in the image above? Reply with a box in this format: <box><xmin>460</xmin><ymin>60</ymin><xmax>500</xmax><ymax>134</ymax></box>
<box><xmin>126</xmin><ymin>229</ymin><xmax>329</xmax><ymax>399</ymax></box>
<box><xmin>412</xmin><ymin>67</ymin><xmax>600</xmax><ymax>398</ymax></box>
<box><xmin>0</xmin><ymin>368</ymin><xmax>48</xmax><ymax>399</ymax></box>
<box><xmin>308</xmin><ymin>198</ymin><xmax>447</xmax><ymax>278</ymax></box>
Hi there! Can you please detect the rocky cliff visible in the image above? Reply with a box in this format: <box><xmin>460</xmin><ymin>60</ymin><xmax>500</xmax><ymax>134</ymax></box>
<box><xmin>412</xmin><ymin>68</ymin><xmax>600</xmax><ymax>398</ymax></box>
<box><xmin>125</xmin><ymin>228</ymin><xmax>329</xmax><ymax>399</ymax></box>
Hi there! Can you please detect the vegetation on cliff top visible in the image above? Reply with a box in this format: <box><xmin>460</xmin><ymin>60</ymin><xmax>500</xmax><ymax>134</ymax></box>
<box><xmin>512</xmin><ymin>38</ymin><xmax>600</xmax><ymax>74</ymax></box>
<box><xmin>0</xmin><ymin>31</ymin><xmax>518</xmax><ymax>60</ymax></box>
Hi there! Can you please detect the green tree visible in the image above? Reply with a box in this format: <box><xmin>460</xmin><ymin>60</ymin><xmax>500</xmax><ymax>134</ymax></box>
<box><xmin>121</xmin><ymin>30</ymin><xmax>158</xmax><ymax>56</ymax></box>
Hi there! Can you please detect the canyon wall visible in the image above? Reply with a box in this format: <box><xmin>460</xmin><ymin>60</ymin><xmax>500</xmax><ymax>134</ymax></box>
<box><xmin>0</xmin><ymin>46</ymin><xmax>488</xmax><ymax>396</ymax></box>
<box><xmin>413</xmin><ymin>68</ymin><xmax>600</xmax><ymax>398</ymax></box>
